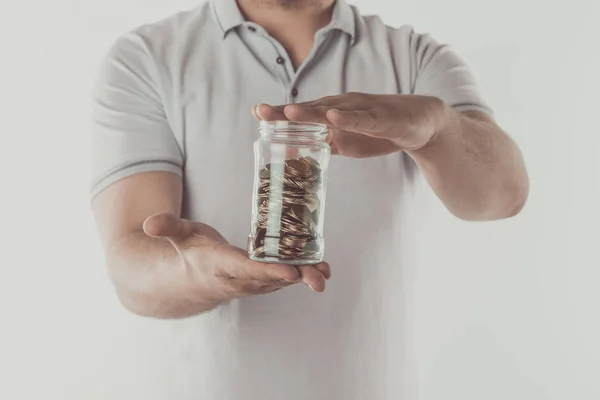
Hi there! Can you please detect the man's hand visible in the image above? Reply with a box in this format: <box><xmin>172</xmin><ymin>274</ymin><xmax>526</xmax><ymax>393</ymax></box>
<box><xmin>94</xmin><ymin>171</ymin><xmax>332</xmax><ymax>319</ymax></box>
<box><xmin>252</xmin><ymin>93</ymin><xmax>528</xmax><ymax>221</ymax></box>
<box><xmin>142</xmin><ymin>213</ymin><xmax>331</xmax><ymax>305</ymax></box>
<box><xmin>252</xmin><ymin>93</ymin><xmax>448</xmax><ymax>157</ymax></box>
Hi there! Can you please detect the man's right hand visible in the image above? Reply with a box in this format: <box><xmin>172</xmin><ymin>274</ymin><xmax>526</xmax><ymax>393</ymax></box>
<box><xmin>143</xmin><ymin>213</ymin><xmax>331</xmax><ymax>307</ymax></box>
<box><xmin>92</xmin><ymin>171</ymin><xmax>331</xmax><ymax>319</ymax></box>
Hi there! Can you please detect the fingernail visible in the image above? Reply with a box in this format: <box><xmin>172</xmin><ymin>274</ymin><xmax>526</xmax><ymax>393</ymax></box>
<box><xmin>306</xmin><ymin>283</ymin><xmax>317</xmax><ymax>292</ymax></box>
<box><xmin>251</xmin><ymin>105</ymin><xmax>259</xmax><ymax>119</ymax></box>
<box><xmin>255</xmin><ymin>104</ymin><xmax>266</xmax><ymax>119</ymax></box>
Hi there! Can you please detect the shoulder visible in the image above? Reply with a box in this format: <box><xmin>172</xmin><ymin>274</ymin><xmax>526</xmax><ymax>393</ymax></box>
<box><xmin>354</xmin><ymin>11</ymin><xmax>448</xmax><ymax>68</ymax></box>
<box><xmin>353</xmin><ymin>8</ymin><xmax>415</xmax><ymax>44</ymax></box>
<box><xmin>103</xmin><ymin>3</ymin><xmax>215</xmax><ymax>67</ymax></box>
<box><xmin>351</xmin><ymin>6</ymin><xmax>443</xmax><ymax>50</ymax></box>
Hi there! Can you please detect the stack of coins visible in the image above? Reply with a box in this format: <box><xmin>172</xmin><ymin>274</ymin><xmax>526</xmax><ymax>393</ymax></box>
<box><xmin>250</xmin><ymin>156</ymin><xmax>322</xmax><ymax>261</ymax></box>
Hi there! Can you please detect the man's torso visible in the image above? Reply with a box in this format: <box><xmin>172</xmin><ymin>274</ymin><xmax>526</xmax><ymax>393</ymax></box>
<box><xmin>92</xmin><ymin>1</ymin><xmax>448</xmax><ymax>398</ymax></box>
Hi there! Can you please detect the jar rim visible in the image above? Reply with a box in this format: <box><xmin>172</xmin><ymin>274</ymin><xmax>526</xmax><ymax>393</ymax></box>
<box><xmin>259</xmin><ymin>120</ymin><xmax>328</xmax><ymax>134</ymax></box>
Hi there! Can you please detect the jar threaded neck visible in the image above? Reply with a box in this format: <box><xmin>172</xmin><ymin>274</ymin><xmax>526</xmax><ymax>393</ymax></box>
<box><xmin>259</xmin><ymin>120</ymin><xmax>328</xmax><ymax>141</ymax></box>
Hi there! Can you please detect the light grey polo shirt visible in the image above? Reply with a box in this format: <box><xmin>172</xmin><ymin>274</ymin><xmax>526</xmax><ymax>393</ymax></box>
<box><xmin>91</xmin><ymin>1</ymin><xmax>491</xmax><ymax>399</ymax></box>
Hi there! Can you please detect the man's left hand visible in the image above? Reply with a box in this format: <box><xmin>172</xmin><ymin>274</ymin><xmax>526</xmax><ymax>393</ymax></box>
<box><xmin>252</xmin><ymin>93</ymin><xmax>450</xmax><ymax>158</ymax></box>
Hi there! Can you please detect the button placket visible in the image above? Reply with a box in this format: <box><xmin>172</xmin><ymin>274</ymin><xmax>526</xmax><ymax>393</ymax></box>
<box><xmin>287</xmin><ymin>31</ymin><xmax>332</xmax><ymax>104</ymax></box>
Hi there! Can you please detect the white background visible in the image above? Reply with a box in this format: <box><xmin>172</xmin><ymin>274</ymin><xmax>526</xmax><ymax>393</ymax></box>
<box><xmin>0</xmin><ymin>0</ymin><xmax>598</xmax><ymax>399</ymax></box>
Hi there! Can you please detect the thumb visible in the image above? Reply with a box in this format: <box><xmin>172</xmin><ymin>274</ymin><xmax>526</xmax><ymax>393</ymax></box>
<box><xmin>143</xmin><ymin>213</ymin><xmax>193</xmax><ymax>242</ymax></box>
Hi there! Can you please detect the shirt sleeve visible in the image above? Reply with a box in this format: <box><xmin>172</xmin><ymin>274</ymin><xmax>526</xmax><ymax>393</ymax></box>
<box><xmin>411</xmin><ymin>32</ymin><xmax>494</xmax><ymax>117</ymax></box>
<box><xmin>90</xmin><ymin>32</ymin><xmax>183</xmax><ymax>199</ymax></box>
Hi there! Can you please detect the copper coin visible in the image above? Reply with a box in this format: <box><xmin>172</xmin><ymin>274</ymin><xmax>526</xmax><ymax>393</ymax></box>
<box><xmin>303</xmin><ymin>241</ymin><xmax>320</xmax><ymax>253</ymax></box>
<box><xmin>286</xmin><ymin>158</ymin><xmax>311</xmax><ymax>173</ymax></box>
<box><xmin>259</xmin><ymin>168</ymin><xmax>270</xmax><ymax>180</ymax></box>
<box><xmin>254</xmin><ymin>228</ymin><xmax>266</xmax><ymax>245</ymax></box>
<box><xmin>303</xmin><ymin>156</ymin><xmax>321</xmax><ymax>170</ymax></box>
<box><xmin>281</xmin><ymin>235</ymin><xmax>309</xmax><ymax>248</ymax></box>
<box><xmin>251</xmin><ymin>245</ymin><xmax>266</xmax><ymax>257</ymax></box>
<box><xmin>288</xmin><ymin>204</ymin><xmax>312</xmax><ymax>224</ymax></box>
<box><xmin>285</xmin><ymin>159</ymin><xmax>312</xmax><ymax>179</ymax></box>
<box><xmin>304</xmin><ymin>193</ymin><xmax>319</xmax><ymax>212</ymax></box>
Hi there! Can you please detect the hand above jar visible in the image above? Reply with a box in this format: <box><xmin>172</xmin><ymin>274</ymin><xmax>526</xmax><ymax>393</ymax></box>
<box><xmin>252</xmin><ymin>93</ymin><xmax>450</xmax><ymax>158</ymax></box>
<box><xmin>253</xmin><ymin>92</ymin><xmax>529</xmax><ymax>221</ymax></box>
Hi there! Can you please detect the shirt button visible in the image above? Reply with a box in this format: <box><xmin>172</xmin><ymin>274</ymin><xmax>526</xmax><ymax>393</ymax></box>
<box><xmin>291</xmin><ymin>88</ymin><xmax>298</xmax><ymax>97</ymax></box>
<box><xmin>248</xmin><ymin>26</ymin><xmax>256</xmax><ymax>32</ymax></box>
<box><xmin>276</xmin><ymin>56</ymin><xmax>284</xmax><ymax>64</ymax></box>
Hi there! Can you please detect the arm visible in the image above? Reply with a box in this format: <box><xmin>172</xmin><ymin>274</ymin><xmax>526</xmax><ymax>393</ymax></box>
<box><xmin>92</xmin><ymin>170</ymin><xmax>216</xmax><ymax>318</ymax></box>
<box><xmin>91</xmin><ymin>35</ymin><xmax>328</xmax><ymax>319</ymax></box>
<box><xmin>253</xmin><ymin>94</ymin><xmax>528</xmax><ymax>221</ymax></box>
<box><xmin>92</xmin><ymin>171</ymin><xmax>330</xmax><ymax>319</ymax></box>
<box><xmin>252</xmin><ymin>32</ymin><xmax>528</xmax><ymax>221</ymax></box>
<box><xmin>405</xmin><ymin>32</ymin><xmax>528</xmax><ymax>219</ymax></box>
<box><xmin>407</xmin><ymin>107</ymin><xmax>528</xmax><ymax>220</ymax></box>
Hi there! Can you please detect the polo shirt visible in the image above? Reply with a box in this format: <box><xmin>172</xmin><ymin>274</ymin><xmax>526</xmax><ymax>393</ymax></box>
<box><xmin>91</xmin><ymin>0</ymin><xmax>491</xmax><ymax>398</ymax></box>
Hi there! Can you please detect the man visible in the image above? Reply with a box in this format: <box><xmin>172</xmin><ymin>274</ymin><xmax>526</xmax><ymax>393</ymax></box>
<box><xmin>91</xmin><ymin>0</ymin><xmax>528</xmax><ymax>398</ymax></box>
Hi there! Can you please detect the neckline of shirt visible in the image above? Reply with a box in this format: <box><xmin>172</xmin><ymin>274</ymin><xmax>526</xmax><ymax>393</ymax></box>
<box><xmin>210</xmin><ymin>0</ymin><xmax>356</xmax><ymax>45</ymax></box>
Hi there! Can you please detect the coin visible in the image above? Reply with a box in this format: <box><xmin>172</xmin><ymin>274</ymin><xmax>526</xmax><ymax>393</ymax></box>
<box><xmin>250</xmin><ymin>245</ymin><xmax>265</xmax><ymax>258</ymax></box>
<box><xmin>304</xmin><ymin>193</ymin><xmax>320</xmax><ymax>212</ymax></box>
<box><xmin>285</xmin><ymin>158</ymin><xmax>312</xmax><ymax>179</ymax></box>
<box><xmin>281</xmin><ymin>195</ymin><xmax>307</xmax><ymax>205</ymax></box>
<box><xmin>259</xmin><ymin>168</ymin><xmax>270</xmax><ymax>180</ymax></box>
<box><xmin>288</xmin><ymin>204</ymin><xmax>312</xmax><ymax>224</ymax></box>
<box><xmin>281</xmin><ymin>234</ymin><xmax>309</xmax><ymax>248</ymax></box>
<box><xmin>303</xmin><ymin>156</ymin><xmax>320</xmax><ymax>170</ymax></box>
<box><xmin>254</xmin><ymin>228</ymin><xmax>266</xmax><ymax>246</ymax></box>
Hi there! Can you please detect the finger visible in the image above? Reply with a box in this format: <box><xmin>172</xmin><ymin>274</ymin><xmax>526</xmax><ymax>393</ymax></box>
<box><xmin>143</xmin><ymin>213</ymin><xmax>193</xmax><ymax>241</ymax></box>
<box><xmin>286</xmin><ymin>146</ymin><xmax>301</xmax><ymax>159</ymax></box>
<box><xmin>314</xmin><ymin>262</ymin><xmax>332</xmax><ymax>280</ymax></box>
<box><xmin>257</xmin><ymin>98</ymin><xmax>353</xmax><ymax>122</ymax></box>
<box><xmin>292</xmin><ymin>94</ymin><xmax>357</xmax><ymax>108</ymax></box>
<box><xmin>328</xmin><ymin>129</ymin><xmax>399</xmax><ymax>158</ymax></box>
<box><xmin>326</xmin><ymin>109</ymin><xmax>381</xmax><ymax>133</ymax></box>
<box><xmin>225</xmin><ymin>279</ymin><xmax>293</xmax><ymax>297</ymax></box>
<box><xmin>219</xmin><ymin>246</ymin><xmax>301</xmax><ymax>282</ymax></box>
<box><xmin>255</xmin><ymin>103</ymin><xmax>287</xmax><ymax>121</ymax></box>
<box><xmin>283</xmin><ymin>104</ymin><xmax>331</xmax><ymax>125</ymax></box>
<box><xmin>254</xmin><ymin>281</ymin><xmax>295</xmax><ymax>295</ymax></box>
<box><xmin>297</xmin><ymin>265</ymin><xmax>327</xmax><ymax>292</ymax></box>
<box><xmin>225</xmin><ymin>279</ymin><xmax>262</xmax><ymax>296</ymax></box>
<box><xmin>268</xmin><ymin>93</ymin><xmax>369</xmax><ymax>119</ymax></box>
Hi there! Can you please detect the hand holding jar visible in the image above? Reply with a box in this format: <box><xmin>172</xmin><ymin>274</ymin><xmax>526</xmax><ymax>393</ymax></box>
<box><xmin>142</xmin><ymin>213</ymin><xmax>331</xmax><ymax>305</ymax></box>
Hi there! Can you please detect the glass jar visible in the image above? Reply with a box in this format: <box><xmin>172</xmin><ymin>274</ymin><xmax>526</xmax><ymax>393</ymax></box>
<box><xmin>248</xmin><ymin>121</ymin><xmax>331</xmax><ymax>265</ymax></box>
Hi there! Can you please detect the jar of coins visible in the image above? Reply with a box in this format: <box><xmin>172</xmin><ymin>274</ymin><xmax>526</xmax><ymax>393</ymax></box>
<box><xmin>248</xmin><ymin>121</ymin><xmax>331</xmax><ymax>265</ymax></box>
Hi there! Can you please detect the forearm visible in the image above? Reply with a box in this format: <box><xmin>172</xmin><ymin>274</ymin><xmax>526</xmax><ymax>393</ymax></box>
<box><xmin>408</xmin><ymin>109</ymin><xmax>529</xmax><ymax>221</ymax></box>
<box><xmin>107</xmin><ymin>231</ymin><xmax>219</xmax><ymax>318</ymax></box>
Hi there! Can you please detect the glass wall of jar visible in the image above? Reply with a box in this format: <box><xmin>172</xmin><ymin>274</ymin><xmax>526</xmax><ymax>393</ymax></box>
<box><xmin>248</xmin><ymin>121</ymin><xmax>331</xmax><ymax>265</ymax></box>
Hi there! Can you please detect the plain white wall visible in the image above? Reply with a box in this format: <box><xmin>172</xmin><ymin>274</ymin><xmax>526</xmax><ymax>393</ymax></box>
<box><xmin>0</xmin><ymin>0</ymin><xmax>598</xmax><ymax>399</ymax></box>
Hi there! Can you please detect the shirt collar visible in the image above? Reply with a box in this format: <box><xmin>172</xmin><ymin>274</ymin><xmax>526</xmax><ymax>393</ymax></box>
<box><xmin>328</xmin><ymin>0</ymin><xmax>356</xmax><ymax>44</ymax></box>
<box><xmin>211</xmin><ymin>0</ymin><xmax>356</xmax><ymax>45</ymax></box>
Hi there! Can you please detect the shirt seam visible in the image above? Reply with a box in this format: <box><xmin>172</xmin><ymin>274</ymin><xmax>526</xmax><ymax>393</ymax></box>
<box><xmin>91</xmin><ymin>158</ymin><xmax>182</xmax><ymax>191</ymax></box>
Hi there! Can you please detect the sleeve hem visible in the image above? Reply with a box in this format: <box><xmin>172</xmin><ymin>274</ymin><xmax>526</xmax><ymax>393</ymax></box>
<box><xmin>90</xmin><ymin>159</ymin><xmax>183</xmax><ymax>201</ymax></box>
<box><xmin>451</xmin><ymin>103</ymin><xmax>495</xmax><ymax>118</ymax></box>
